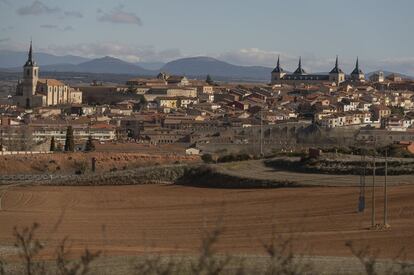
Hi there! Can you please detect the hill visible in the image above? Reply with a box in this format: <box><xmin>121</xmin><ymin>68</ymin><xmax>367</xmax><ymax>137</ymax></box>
<box><xmin>366</xmin><ymin>70</ymin><xmax>414</xmax><ymax>80</ymax></box>
<box><xmin>0</xmin><ymin>50</ymin><xmax>89</xmax><ymax>67</ymax></box>
<box><xmin>161</xmin><ymin>56</ymin><xmax>272</xmax><ymax>81</ymax></box>
<box><xmin>5</xmin><ymin>56</ymin><xmax>157</xmax><ymax>76</ymax></box>
<box><xmin>75</xmin><ymin>56</ymin><xmax>154</xmax><ymax>75</ymax></box>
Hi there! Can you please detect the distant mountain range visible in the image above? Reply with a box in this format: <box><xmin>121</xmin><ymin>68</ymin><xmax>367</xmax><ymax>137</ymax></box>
<box><xmin>161</xmin><ymin>57</ymin><xmax>271</xmax><ymax>81</ymax></box>
<box><xmin>0</xmin><ymin>50</ymin><xmax>90</xmax><ymax>67</ymax></box>
<box><xmin>0</xmin><ymin>50</ymin><xmax>412</xmax><ymax>81</ymax></box>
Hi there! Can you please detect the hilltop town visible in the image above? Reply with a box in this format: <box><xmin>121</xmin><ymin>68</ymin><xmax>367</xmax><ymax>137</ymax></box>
<box><xmin>1</xmin><ymin>0</ymin><xmax>414</xmax><ymax>272</ymax></box>
<box><xmin>0</xmin><ymin>43</ymin><xmax>413</xmax><ymax>157</ymax></box>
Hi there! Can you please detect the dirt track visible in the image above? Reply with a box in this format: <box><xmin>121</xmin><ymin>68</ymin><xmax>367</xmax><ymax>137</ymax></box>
<box><xmin>218</xmin><ymin>160</ymin><xmax>414</xmax><ymax>186</ymax></box>
<box><xmin>1</xmin><ymin>184</ymin><xmax>414</xmax><ymax>260</ymax></box>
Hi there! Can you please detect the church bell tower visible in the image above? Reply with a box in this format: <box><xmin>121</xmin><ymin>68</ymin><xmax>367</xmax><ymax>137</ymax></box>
<box><xmin>22</xmin><ymin>40</ymin><xmax>39</xmax><ymax>97</ymax></box>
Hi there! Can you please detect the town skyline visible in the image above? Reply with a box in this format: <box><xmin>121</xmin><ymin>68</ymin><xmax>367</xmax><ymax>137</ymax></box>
<box><xmin>1</xmin><ymin>0</ymin><xmax>414</xmax><ymax>75</ymax></box>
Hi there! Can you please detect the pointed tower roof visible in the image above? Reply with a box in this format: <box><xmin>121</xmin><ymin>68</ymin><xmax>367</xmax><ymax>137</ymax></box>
<box><xmin>293</xmin><ymin>57</ymin><xmax>306</xmax><ymax>74</ymax></box>
<box><xmin>329</xmin><ymin>56</ymin><xmax>343</xmax><ymax>74</ymax></box>
<box><xmin>24</xmin><ymin>40</ymin><xmax>36</xmax><ymax>67</ymax></box>
<box><xmin>351</xmin><ymin>57</ymin><xmax>364</xmax><ymax>75</ymax></box>
<box><xmin>272</xmin><ymin>55</ymin><xmax>284</xmax><ymax>73</ymax></box>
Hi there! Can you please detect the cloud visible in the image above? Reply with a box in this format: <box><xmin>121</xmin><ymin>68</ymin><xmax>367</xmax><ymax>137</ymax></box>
<box><xmin>39</xmin><ymin>24</ymin><xmax>74</xmax><ymax>32</ymax></box>
<box><xmin>98</xmin><ymin>6</ymin><xmax>142</xmax><ymax>25</ymax></box>
<box><xmin>40</xmin><ymin>24</ymin><xmax>58</xmax><ymax>29</ymax></box>
<box><xmin>1</xmin><ymin>26</ymin><xmax>13</xmax><ymax>31</ymax></box>
<box><xmin>0</xmin><ymin>38</ymin><xmax>10</xmax><ymax>43</ymax></box>
<box><xmin>17</xmin><ymin>0</ymin><xmax>60</xmax><ymax>16</ymax></box>
<box><xmin>375</xmin><ymin>57</ymin><xmax>414</xmax><ymax>76</ymax></box>
<box><xmin>219</xmin><ymin>48</ymin><xmax>283</xmax><ymax>67</ymax></box>
<box><xmin>217</xmin><ymin>48</ymin><xmax>414</xmax><ymax>76</ymax></box>
<box><xmin>44</xmin><ymin>42</ymin><xmax>181</xmax><ymax>63</ymax></box>
<box><xmin>64</xmin><ymin>10</ymin><xmax>83</xmax><ymax>18</ymax></box>
<box><xmin>0</xmin><ymin>0</ymin><xmax>11</xmax><ymax>5</ymax></box>
<box><xmin>218</xmin><ymin>48</ymin><xmax>352</xmax><ymax>72</ymax></box>
<box><xmin>63</xmin><ymin>26</ymin><xmax>74</xmax><ymax>31</ymax></box>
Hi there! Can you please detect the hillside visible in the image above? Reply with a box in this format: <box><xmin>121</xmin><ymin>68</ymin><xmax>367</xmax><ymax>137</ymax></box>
<box><xmin>0</xmin><ymin>50</ymin><xmax>89</xmax><ymax>67</ymax></box>
<box><xmin>75</xmin><ymin>56</ymin><xmax>154</xmax><ymax>75</ymax></box>
<box><xmin>161</xmin><ymin>56</ymin><xmax>272</xmax><ymax>81</ymax></box>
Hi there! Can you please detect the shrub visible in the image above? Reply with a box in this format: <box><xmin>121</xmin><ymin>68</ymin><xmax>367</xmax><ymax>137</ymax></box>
<box><xmin>201</xmin><ymin>154</ymin><xmax>214</xmax><ymax>164</ymax></box>
<box><xmin>84</xmin><ymin>136</ymin><xmax>95</xmax><ymax>152</ymax></box>
<box><xmin>11</xmin><ymin>223</ymin><xmax>100</xmax><ymax>275</ymax></box>
<box><xmin>217</xmin><ymin>153</ymin><xmax>251</xmax><ymax>163</ymax></box>
<box><xmin>64</xmin><ymin>126</ymin><xmax>75</xmax><ymax>152</ymax></box>
<box><xmin>74</xmin><ymin>160</ymin><xmax>88</xmax><ymax>175</ymax></box>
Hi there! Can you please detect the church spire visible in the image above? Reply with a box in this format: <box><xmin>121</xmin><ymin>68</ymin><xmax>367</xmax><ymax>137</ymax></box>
<box><xmin>335</xmin><ymin>55</ymin><xmax>338</xmax><ymax>69</ymax></box>
<box><xmin>25</xmin><ymin>40</ymin><xmax>36</xmax><ymax>67</ymax></box>
<box><xmin>330</xmin><ymin>55</ymin><xmax>343</xmax><ymax>74</ymax></box>
<box><xmin>293</xmin><ymin>56</ymin><xmax>306</xmax><ymax>74</ymax></box>
<box><xmin>351</xmin><ymin>57</ymin><xmax>363</xmax><ymax>75</ymax></box>
<box><xmin>272</xmin><ymin>55</ymin><xmax>284</xmax><ymax>73</ymax></box>
<box><xmin>28</xmin><ymin>40</ymin><xmax>33</xmax><ymax>63</ymax></box>
<box><xmin>355</xmin><ymin>57</ymin><xmax>359</xmax><ymax>70</ymax></box>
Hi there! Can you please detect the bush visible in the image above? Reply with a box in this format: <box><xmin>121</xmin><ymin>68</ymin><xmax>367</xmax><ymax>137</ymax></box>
<box><xmin>201</xmin><ymin>154</ymin><xmax>214</xmax><ymax>164</ymax></box>
<box><xmin>10</xmin><ymin>223</ymin><xmax>100</xmax><ymax>275</ymax></box>
<box><xmin>74</xmin><ymin>160</ymin><xmax>88</xmax><ymax>175</ymax></box>
<box><xmin>84</xmin><ymin>136</ymin><xmax>96</xmax><ymax>152</ymax></box>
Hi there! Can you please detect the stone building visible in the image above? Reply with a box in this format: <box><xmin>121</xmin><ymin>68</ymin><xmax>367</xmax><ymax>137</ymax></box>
<box><xmin>350</xmin><ymin>57</ymin><xmax>365</xmax><ymax>82</ymax></box>
<box><xmin>13</xmin><ymin>42</ymin><xmax>82</xmax><ymax>108</ymax></box>
<box><xmin>271</xmin><ymin>56</ymin><xmax>357</xmax><ymax>86</ymax></box>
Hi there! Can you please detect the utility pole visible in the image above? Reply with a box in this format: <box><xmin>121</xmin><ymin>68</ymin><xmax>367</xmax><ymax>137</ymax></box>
<box><xmin>384</xmin><ymin>149</ymin><xmax>389</xmax><ymax>227</ymax></box>
<box><xmin>371</xmin><ymin>141</ymin><xmax>376</xmax><ymax>229</ymax></box>
<box><xmin>260</xmin><ymin>109</ymin><xmax>264</xmax><ymax>157</ymax></box>
<box><xmin>358</xmin><ymin>150</ymin><xmax>366</xmax><ymax>213</ymax></box>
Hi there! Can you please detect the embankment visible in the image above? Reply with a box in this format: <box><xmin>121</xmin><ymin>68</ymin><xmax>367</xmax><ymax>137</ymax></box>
<box><xmin>265</xmin><ymin>156</ymin><xmax>414</xmax><ymax>176</ymax></box>
<box><xmin>0</xmin><ymin>152</ymin><xmax>199</xmax><ymax>175</ymax></box>
<box><xmin>1</xmin><ymin>164</ymin><xmax>298</xmax><ymax>188</ymax></box>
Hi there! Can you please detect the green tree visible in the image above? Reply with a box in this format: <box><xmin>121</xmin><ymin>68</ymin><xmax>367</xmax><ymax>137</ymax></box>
<box><xmin>50</xmin><ymin>137</ymin><xmax>56</xmax><ymax>152</ymax></box>
<box><xmin>391</xmin><ymin>106</ymin><xmax>404</xmax><ymax>116</ymax></box>
<box><xmin>64</xmin><ymin>126</ymin><xmax>75</xmax><ymax>152</ymax></box>
<box><xmin>206</xmin><ymin>74</ymin><xmax>214</xmax><ymax>85</ymax></box>
<box><xmin>56</xmin><ymin>143</ymin><xmax>63</xmax><ymax>152</ymax></box>
<box><xmin>135</xmin><ymin>94</ymin><xmax>148</xmax><ymax>112</ymax></box>
<box><xmin>84</xmin><ymin>136</ymin><xmax>95</xmax><ymax>152</ymax></box>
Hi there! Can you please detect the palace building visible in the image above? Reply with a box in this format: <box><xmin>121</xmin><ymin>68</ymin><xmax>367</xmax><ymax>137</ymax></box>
<box><xmin>271</xmin><ymin>56</ymin><xmax>365</xmax><ymax>86</ymax></box>
<box><xmin>13</xmin><ymin>42</ymin><xmax>82</xmax><ymax>108</ymax></box>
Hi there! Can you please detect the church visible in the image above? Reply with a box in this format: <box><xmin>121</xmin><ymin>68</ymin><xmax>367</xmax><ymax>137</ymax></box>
<box><xmin>271</xmin><ymin>56</ymin><xmax>365</xmax><ymax>86</ymax></box>
<box><xmin>13</xmin><ymin>42</ymin><xmax>82</xmax><ymax>108</ymax></box>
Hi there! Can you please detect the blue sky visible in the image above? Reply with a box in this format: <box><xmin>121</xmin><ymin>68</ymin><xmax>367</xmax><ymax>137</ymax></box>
<box><xmin>0</xmin><ymin>0</ymin><xmax>413</xmax><ymax>74</ymax></box>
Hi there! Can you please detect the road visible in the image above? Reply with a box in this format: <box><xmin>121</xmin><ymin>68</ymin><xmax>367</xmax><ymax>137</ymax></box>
<box><xmin>217</xmin><ymin>160</ymin><xmax>414</xmax><ymax>186</ymax></box>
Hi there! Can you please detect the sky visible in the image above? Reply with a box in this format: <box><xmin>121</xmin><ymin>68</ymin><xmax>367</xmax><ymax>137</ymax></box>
<box><xmin>0</xmin><ymin>0</ymin><xmax>414</xmax><ymax>74</ymax></box>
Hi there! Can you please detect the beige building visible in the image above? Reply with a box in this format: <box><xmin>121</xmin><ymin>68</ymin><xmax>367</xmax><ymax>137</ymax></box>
<box><xmin>13</xmin><ymin>42</ymin><xmax>82</xmax><ymax>108</ymax></box>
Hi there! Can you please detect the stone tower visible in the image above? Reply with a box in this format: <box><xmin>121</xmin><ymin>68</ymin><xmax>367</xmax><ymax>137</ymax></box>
<box><xmin>329</xmin><ymin>56</ymin><xmax>345</xmax><ymax>85</ymax></box>
<box><xmin>271</xmin><ymin>56</ymin><xmax>286</xmax><ymax>84</ymax></box>
<box><xmin>293</xmin><ymin>57</ymin><xmax>307</xmax><ymax>75</ymax></box>
<box><xmin>350</xmin><ymin>57</ymin><xmax>365</xmax><ymax>82</ymax></box>
<box><xmin>21</xmin><ymin>41</ymin><xmax>39</xmax><ymax>107</ymax></box>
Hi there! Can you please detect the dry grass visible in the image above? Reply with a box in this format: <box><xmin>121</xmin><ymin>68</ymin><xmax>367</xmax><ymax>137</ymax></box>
<box><xmin>0</xmin><ymin>153</ymin><xmax>199</xmax><ymax>176</ymax></box>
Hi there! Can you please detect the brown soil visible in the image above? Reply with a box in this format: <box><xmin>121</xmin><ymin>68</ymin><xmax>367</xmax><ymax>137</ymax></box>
<box><xmin>0</xmin><ymin>152</ymin><xmax>199</xmax><ymax>175</ymax></box>
<box><xmin>1</xmin><ymin>184</ymin><xmax>413</xmax><ymax>260</ymax></box>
